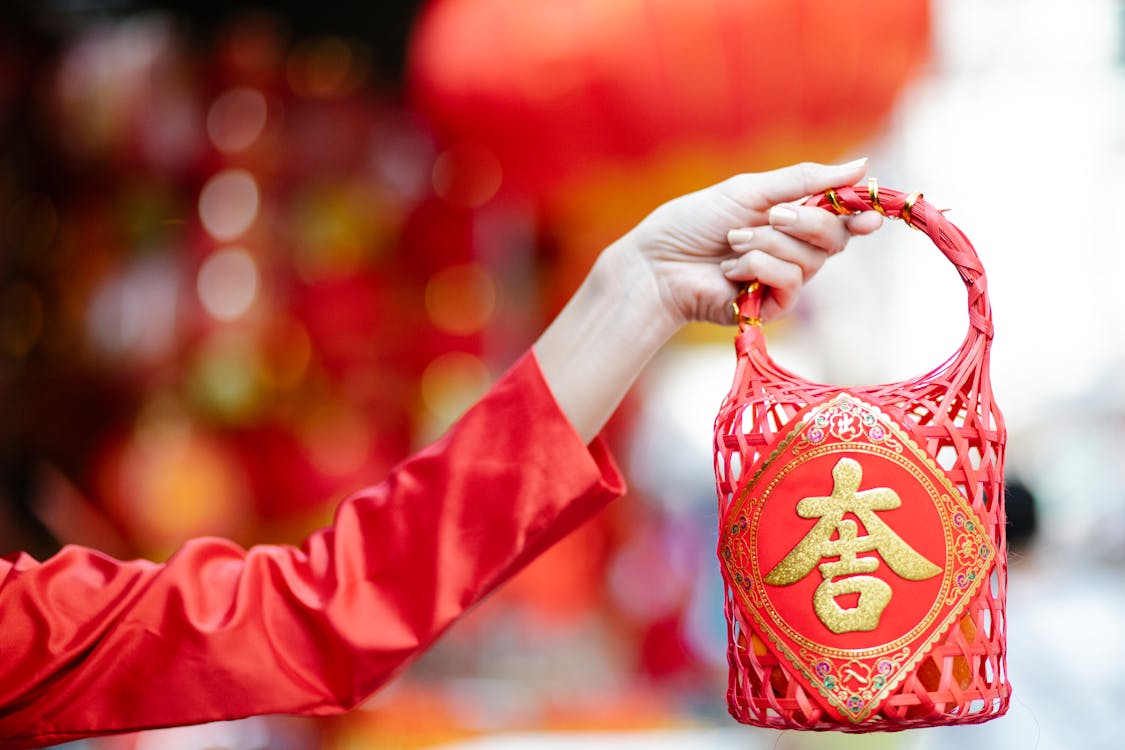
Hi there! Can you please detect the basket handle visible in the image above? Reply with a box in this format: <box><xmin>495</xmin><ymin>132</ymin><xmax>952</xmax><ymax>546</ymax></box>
<box><xmin>734</xmin><ymin>180</ymin><xmax>993</xmax><ymax>341</ymax></box>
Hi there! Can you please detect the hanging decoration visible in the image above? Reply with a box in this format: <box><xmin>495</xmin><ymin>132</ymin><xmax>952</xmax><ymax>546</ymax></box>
<box><xmin>408</xmin><ymin>0</ymin><xmax>931</xmax><ymax>205</ymax></box>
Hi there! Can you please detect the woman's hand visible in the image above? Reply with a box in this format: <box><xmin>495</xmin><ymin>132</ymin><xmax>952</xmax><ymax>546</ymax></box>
<box><xmin>535</xmin><ymin>160</ymin><xmax>883</xmax><ymax>442</ymax></box>
<box><xmin>624</xmin><ymin>159</ymin><xmax>882</xmax><ymax>326</ymax></box>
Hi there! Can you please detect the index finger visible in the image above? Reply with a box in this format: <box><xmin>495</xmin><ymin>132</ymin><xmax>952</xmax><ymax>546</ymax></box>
<box><xmin>739</xmin><ymin>159</ymin><xmax>870</xmax><ymax>208</ymax></box>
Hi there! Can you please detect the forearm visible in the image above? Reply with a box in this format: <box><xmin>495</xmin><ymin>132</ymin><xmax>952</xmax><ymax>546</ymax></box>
<box><xmin>533</xmin><ymin>235</ymin><xmax>679</xmax><ymax>443</ymax></box>
<box><xmin>0</xmin><ymin>354</ymin><xmax>624</xmax><ymax>748</ymax></box>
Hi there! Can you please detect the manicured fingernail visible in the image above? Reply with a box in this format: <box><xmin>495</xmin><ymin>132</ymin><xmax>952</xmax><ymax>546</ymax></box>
<box><xmin>727</xmin><ymin>228</ymin><xmax>754</xmax><ymax>246</ymax></box>
<box><xmin>840</xmin><ymin>157</ymin><xmax>868</xmax><ymax>169</ymax></box>
<box><xmin>769</xmin><ymin>205</ymin><xmax>797</xmax><ymax>226</ymax></box>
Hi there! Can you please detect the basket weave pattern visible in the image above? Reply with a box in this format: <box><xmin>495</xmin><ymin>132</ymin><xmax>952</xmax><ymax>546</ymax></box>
<box><xmin>713</xmin><ymin>185</ymin><xmax>1009</xmax><ymax>730</ymax></box>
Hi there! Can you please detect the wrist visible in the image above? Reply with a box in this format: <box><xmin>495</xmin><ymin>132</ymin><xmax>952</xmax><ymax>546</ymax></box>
<box><xmin>593</xmin><ymin>231</ymin><xmax>682</xmax><ymax>346</ymax></box>
<box><xmin>533</xmin><ymin>234</ymin><xmax>681</xmax><ymax>443</ymax></box>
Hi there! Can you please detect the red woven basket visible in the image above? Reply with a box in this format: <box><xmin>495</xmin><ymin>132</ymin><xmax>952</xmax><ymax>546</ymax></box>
<box><xmin>714</xmin><ymin>181</ymin><xmax>1009</xmax><ymax>731</ymax></box>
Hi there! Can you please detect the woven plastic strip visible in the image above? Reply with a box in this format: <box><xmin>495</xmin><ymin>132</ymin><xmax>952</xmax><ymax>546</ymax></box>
<box><xmin>713</xmin><ymin>183</ymin><xmax>1008</xmax><ymax>731</ymax></box>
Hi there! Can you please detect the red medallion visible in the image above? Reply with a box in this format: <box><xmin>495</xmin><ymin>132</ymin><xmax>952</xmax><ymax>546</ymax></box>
<box><xmin>720</xmin><ymin>393</ymin><xmax>995</xmax><ymax>723</ymax></box>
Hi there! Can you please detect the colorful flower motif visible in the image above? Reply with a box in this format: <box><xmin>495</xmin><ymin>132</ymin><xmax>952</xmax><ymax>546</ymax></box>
<box><xmin>846</xmin><ymin>695</ymin><xmax>863</xmax><ymax>711</ymax></box>
<box><xmin>815</xmin><ymin>661</ymin><xmax>831</xmax><ymax>677</ymax></box>
<box><xmin>869</xmin><ymin>425</ymin><xmax>885</xmax><ymax>441</ymax></box>
<box><xmin>808</xmin><ymin>427</ymin><xmax>825</xmax><ymax>444</ymax></box>
<box><xmin>876</xmin><ymin>660</ymin><xmax>893</xmax><ymax>675</ymax></box>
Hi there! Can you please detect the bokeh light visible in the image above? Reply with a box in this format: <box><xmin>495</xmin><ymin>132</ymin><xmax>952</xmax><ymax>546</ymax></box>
<box><xmin>207</xmin><ymin>86</ymin><xmax>269</xmax><ymax>153</ymax></box>
<box><xmin>431</xmin><ymin>141</ymin><xmax>503</xmax><ymax>208</ymax></box>
<box><xmin>102</xmin><ymin>413</ymin><xmax>252</xmax><ymax>555</ymax></box>
<box><xmin>424</xmin><ymin>262</ymin><xmax>497</xmax><ymax>335</ymax></box>
<box><xmin>188</xmin><ymin>328</ymin><xmax>263</xmax><ymax>423</ymax></box>
<box><xmin>198</xmin><ymin>169</ymin><xmax>260</xmax><ymax>241</ymax></box>
<box><xmin>286</xmin><ymin>36</ymin><xmax>368</xmax><ymax>98</ymax></box>
<box><xmin>258</xmin><ymin>317</ymin><xmax>313</xmax><ymax>391</ymax></box>
<box><xmin>419</xmin><ymin>351</ymin><xmax>491</xmax><ymax>438</ymax></box>
<box><xmin>300</xmin><ymin>402</ymin><xmax>374</xmax><ymax>478</ymax></box>
<box><xmin>85</xmin><ymin>254</ymin><xmax>181</xmax><ymax>364</ymax></box>
<box><xmin>289</xmin><ymin>180</ymin><xmax>392</xmax><ymax>282</ymax></box>
<box><xmin>197</xmin><ymin>247</ymin><xmax>260</xmax><ymax>322</ymax></box>
<box><xmin>51</xmin><ymin>16</ymin><xmax>175</xmax><ymax>159</ymax></box>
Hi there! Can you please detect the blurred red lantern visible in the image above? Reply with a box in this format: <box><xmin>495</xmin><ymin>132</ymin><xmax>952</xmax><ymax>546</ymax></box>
<box><xmin>408</xmin><ymin>0</ymin><xmax>930</xmax><ymax>202</ymax></box>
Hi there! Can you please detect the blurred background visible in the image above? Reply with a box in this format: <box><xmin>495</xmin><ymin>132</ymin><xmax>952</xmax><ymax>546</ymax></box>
<box><xmin>1</xmin><ymin>0</ymin><xmax>1123</xmax><ymax>748</ymax></box>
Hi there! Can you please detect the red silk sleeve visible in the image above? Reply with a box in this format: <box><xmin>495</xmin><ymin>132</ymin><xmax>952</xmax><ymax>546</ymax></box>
<box><xmin>0</xmin><ymin>352</ymin><xmax>625</xmax><ymax>749</ymax></box>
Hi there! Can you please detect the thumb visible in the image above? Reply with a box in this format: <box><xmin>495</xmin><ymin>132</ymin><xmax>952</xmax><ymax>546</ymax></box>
<box><xmin>751</xmin><ymin>158</ymin><xmax>869</xmax><ymax>207</ymax></box>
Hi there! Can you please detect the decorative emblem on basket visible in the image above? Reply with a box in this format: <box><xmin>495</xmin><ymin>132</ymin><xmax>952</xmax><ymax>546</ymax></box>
<box><xmin>721</xmin><ymin>393</ymin><xmax>995</xmax><ymax>724</ymax></box>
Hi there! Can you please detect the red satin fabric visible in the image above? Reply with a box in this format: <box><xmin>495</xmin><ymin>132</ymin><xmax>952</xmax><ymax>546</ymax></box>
<box><xmin>0</xmin><ymin>352</ymin><xmax>624</xmax><ymax>749</ymax></box>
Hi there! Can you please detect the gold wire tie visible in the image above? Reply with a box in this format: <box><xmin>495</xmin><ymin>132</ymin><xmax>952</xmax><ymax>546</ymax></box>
<box><xmin>868</xmin><ymin>177</ymin><xmax>886</xmax><ymax>216</ymax></box>
<box><xmin>731</xmin><ymin>281</ymin><xmax>762</xmax><ymax>327</ymax></box>
<box><xmin>902</xmin><ymin>191</ymin><xmax>923</xmax><ymax>229</ymax></box>
<box><xmin>825</xmin><ymin>188</ymin><xmax>850</xmax><ymax>215</ymax></box>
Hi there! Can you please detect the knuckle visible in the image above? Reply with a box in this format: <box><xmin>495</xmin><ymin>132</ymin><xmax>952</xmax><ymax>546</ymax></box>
<box><xmin>780</xmin><ymin>261</ymin><xmax>804</xmax><ymax>290</ymax></box>
<box><xmin>723</xmin><ymin>173</ymin><xmax>755</xmax><ymax>195</ymax></box>
<box><xmin>796</xmin><ymin>161</ymin><xmax>820</xmax><ymax>187</ymax></box>
<box><xmin>805</xmin><ymin>209</ymin><xmax>846</xmax><ymax>247</ymax></box>
<box><xmin>743</xmin><ymin>248</ymin><xmax>768</xmax><ymax>272</ymax></box>
<box><xmin>802</xmin><ymin>253</ymin><xmax>827</xmax><ymax>279</ymax></box>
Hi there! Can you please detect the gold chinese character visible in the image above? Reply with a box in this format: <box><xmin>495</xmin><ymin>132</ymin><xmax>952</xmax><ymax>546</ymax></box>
<box><xmin>764</xmin><ymin>457</ymin><xmax>941</xmax><ymax>634</ymax></box>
